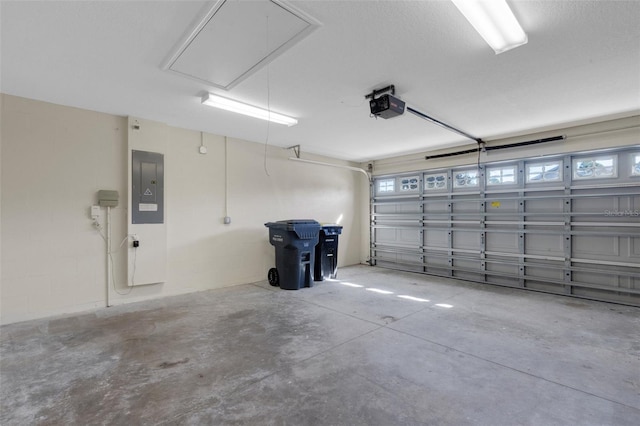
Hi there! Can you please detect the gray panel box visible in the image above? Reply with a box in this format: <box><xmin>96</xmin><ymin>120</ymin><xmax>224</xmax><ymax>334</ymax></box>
<box><xmin>132</xmin><ymin>150</ymin><xmax>164</xmax><ymax>224</ymax></box>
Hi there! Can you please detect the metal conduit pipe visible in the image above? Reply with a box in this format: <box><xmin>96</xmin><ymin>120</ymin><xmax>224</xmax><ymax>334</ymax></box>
<box><xmin>287</xmin><ymin>157</ymin><xmax>372</xmax><ymax>181</ymax></box>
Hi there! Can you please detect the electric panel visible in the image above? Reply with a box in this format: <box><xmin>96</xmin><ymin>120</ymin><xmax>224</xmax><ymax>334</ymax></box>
<box><xmin>132</xmin><ymin>150</ymin><xmax>164</xmax><ymax>224</ymax></box>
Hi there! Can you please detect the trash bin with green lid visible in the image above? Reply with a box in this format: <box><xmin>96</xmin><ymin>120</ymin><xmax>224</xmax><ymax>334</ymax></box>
<box><xmin>265</xmin><ymin>220</ymin><xmax>321</xmax><ymax>290</ymax></box>
<box><xmin>314</xmin><ymin>225</ymin><xmax>343</xmax><ymax>281</ymax></box>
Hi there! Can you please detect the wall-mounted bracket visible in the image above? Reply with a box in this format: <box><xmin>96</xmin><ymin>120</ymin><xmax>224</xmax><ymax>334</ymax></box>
<box><xmin>365</xmin><ymin>85</ymin><xmax>395</xmax><ymax>100</ymax></box>
<box><xmin>286</xmin><ymin>144</ymin><xmax>301</xmax><ymax>158</ymax></box>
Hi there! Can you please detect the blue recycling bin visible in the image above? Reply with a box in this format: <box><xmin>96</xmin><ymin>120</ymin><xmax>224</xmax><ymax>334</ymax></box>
<box><xmin>314</xmin><ymin>225</ymin><xmax>343</xmax><ymax>281</ymax></box>
<box><xmin>265</xmin><ymin>220</ymin><xmax>321</xmax><ymax>290</ymax></box>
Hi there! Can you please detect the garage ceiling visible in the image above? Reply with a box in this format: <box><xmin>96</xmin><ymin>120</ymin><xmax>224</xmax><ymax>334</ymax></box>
<box><xmin>1</xmin><ymin>0</ymin><xmax>639</xmax><ymax>162</ymax></box>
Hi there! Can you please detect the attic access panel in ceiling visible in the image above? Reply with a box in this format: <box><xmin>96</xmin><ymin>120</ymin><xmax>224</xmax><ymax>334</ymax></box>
<box><xmin>163</xmin><ymin>0</ymin><xmax>320</xmax><ymax>90</ymax></box>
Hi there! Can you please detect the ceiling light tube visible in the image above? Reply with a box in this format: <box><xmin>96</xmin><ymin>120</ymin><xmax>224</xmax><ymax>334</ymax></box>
<box><xmin>451</xmin><ymin>0</ymin><xmax>528</xmax><ymax>54</ymax></box>
<box><xmin>202</xmin><ymin>93</ymin><xmax>298</xmax><ymax>126</ymax></box>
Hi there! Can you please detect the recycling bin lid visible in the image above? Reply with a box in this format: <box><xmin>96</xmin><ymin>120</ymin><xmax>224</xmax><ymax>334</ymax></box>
<box><xmin>265</xmin><ymin>219</ymin><xmax>320</xmax><ymax>229</ymax></box>
<box><xmin>264</xmin><ymin>220</ymin><xmax>321</xmax><ymax>239</ymax></box>
<box><xmin>320</xmin><ymin>224</ymin><xmax>343</xmax><ymax>235</ymax></box>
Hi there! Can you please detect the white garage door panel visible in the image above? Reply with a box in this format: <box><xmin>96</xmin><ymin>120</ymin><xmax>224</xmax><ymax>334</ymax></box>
<box><xmin>573</xmin><ymin>235</ymin><xmax>620</xmax><ymax>257</ymax></box>
<box><xmin>573</xmin><ymin>270</ymin><xmax>618</xmax><ymax>288</ymax></box>
<box><xmin>489</xmin><ymin>276</ymin><xmax>522</xmax><ymax>287</ymax></box>
<box><xmin>398</xmin><ymin>253</ymin><xmax>422</xmax><ymax>264</ymax></box>
<box><xmin>376</xmin><ymin>204</ymin><xmax>399</xmax><ymax>214</ymax></box>
<box><xmin>425</xmin><ymin>255</ymin><xmax>450</xmax><ymax>267</ymax></box>
<box><xmin>526</xmin><ymin>265</ymin><xmax>564</xmax><ymax>281</ymax></box>
<box><xmin>573</xmin><ymin>287</ymin><xmax>635</xmax><ymax>305</ymax></box>
<box><xmin>376</xmin><ymin>251</ymin><xmax>397</xmax><ymax>262</ymax></box>
<box><xmin>486</xmin><ymin>199</ymin><xmax>519</xmax><ymax>213</ymax></box>
<box><xmin>526</xmin><ymin>197</ymin><xmax>564</xmax><ymax>212</ymax></box>
<box><xmin>453</xmin><ymin>200</ymin><xmax>481</xmax><ymax>213</ymax></box>
<box><xmin>375</xmin><ymin>228</ymin><xmax>398</xmax><ymax>244</ymax></box>
<box><xmin>630</xmin><ymin>238</ymin><xmax>640</xmax><ymax>257</ymax></box>
<box><xmin>425</xmin><ymin>202</ymin><xmax>448</xmax><ymax>213</ymax></box>
<box><xmin>399</xmin><ymin>229</ymin><xmax>421</xmax><ymax>244</ymax></box>
<box><xmin>399</xmin><ymin>203</ymin><xmax>423</xmax><ymax>214</ymax></box>
<box><xmin>454</xmin><ymin>258</ymin><xmax>483</xmax><ymax>271</ymax></box>
<box><xmin>424</xmin><ymin>229</ymin><xmax>448</xmax><ymax>247</ymax></box>
<box><xmin>374</xmin><ymin>229</ymin><xmax>421</xmax><ymax>249</ymax></box>
<box><xmin>453</xmin><ymin>231</ymin><xmax>480</xmax><ymax>250</ymax></box>
<box><xmin>525</xmin><ymin>234</ymin><xmax>564</xmax><ymax>257</ymax></box>
<box><xmin>486</xmin><ymin>262</ymin><xmax>519</xmax><ymax>276</ymax></box>
<box><xmin>371</xmin><ymin>148</ymin><xmax>640</xmax><ymax>306</ymax></box>
<box><xmin>526</xmin><ymin>280</ymin><xmax>566</xmax><ymax>293</ymax></box>
<box><xmin>573</xmin><ymin>197</ymin><xmax>620</xmax><ymax>212</ymax></box>
<box><xmin>486</xmin><ymin>232</ymin><xmax>519</xmax><ymax>253</ymax></box>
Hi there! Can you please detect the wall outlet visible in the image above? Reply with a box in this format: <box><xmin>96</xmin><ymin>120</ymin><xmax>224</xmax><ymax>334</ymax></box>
<box><xmin>90</xmin><ymin>205</ymin><xmax>101</xmax><ymax>220</ymax></box>
<box><xmin>224</xmin><ymin>216</ymin><xmax>231</xmax><ymax>225</ymax></box>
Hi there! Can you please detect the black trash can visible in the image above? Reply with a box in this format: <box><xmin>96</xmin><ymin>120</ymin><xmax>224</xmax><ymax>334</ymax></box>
<box><xmin>265</xmin><ymin>220</ymin><xmax>321</xmax><ymax>290</ymax></box>
<box><xmin>314</xmin><ymin>225</ymin><xmax>343</xmax><ymax>281</ymax></box>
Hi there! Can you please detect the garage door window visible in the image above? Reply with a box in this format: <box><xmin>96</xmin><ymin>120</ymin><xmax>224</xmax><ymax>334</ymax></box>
<box><xmin>573</xmin><ymin>155</ymin><xmax>617</xmax><ymax>180</ymax></box>
<box><xmin>424</xmin><ymin>173</ymin><xmax>447</xmax><ymax>190</ymax></box>
<box><xmin>453</xmin><ymin>169</ymin><xmax>479</xmax><ymax>188</ymax></box>
<box><xmin>526</xmin><ymin>161</ymin><xmax>562</xmax><ymax>183</ymax></box>
<box><xmin>487</xmin><ymin>165</ymin><xmax>517</xmax><ymax>186</ymax></box>
<box><xmin>377</xmin><ymin>178</ymin><xmax>395</xmax><ymax>193</ymax></box>
<box><xmin>400</xmin><ymin>176</ymin><xmax>420</xmax><ymax>192</ymax></box>
<box><xmin>632</xmin><ymin>154</ymin><xmax>640</xmax><ymax>176</ymax></box>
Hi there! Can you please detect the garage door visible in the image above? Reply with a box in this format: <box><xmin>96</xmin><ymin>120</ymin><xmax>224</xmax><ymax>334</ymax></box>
<box><xmin>371</xmin><ymin>147</ymin><xmax>640</xmax><ymax>306</ymax></box>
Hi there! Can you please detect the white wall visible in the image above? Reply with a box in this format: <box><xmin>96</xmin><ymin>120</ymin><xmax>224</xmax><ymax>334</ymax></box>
<box><xmin>0</xmin><ymin>95</ymin><xmax>363</xmax><ymax>324</ymax></box>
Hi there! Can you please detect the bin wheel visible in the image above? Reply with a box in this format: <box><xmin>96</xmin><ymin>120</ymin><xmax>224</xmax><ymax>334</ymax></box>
<box><xmin>268</xmin><ymin>268</ymin><xmax>279</xmax><ymax>287</ymax></box>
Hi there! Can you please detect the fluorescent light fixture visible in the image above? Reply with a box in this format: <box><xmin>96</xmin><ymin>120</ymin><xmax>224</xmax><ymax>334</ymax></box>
<box><xmin>451</xmin><ymin>0</ymin><xmax>528</xmax><ymax>54</ymax></box>
<box><xmin>201</xmin><ymin>93</ymin><xmax>298</xmax><ymax>127</ymax></box>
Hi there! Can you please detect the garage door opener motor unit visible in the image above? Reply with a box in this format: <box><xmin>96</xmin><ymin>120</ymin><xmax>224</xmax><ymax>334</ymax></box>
<box><xmin>369</xmin><ymin>94</ymin><xmax>405</xmax><ymax>119</ymax></box>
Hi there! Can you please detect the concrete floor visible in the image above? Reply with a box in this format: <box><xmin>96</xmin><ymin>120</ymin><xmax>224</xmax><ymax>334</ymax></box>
<box><xmin>1</xmin><ymin>265</ymin><xmax>639</xmax><ymax>425</ymax></box>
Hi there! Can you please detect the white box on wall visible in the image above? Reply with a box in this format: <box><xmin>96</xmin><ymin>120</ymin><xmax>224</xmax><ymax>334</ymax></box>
<box><xmin>127</xmin><ymin>117</ymin><xmax>167</xmax><ymax>286</ymax></box>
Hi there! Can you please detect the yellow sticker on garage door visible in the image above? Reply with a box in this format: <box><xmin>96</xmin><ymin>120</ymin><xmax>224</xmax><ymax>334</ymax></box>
<box><xmin>491</xmin><ymin>201</ymin><xmax>501</xmax><ymax>208</ymax></box>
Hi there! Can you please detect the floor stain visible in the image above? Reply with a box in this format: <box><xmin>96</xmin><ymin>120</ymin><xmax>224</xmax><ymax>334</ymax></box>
<box><xmin>158</xmin><ymin>358</ymin><xmax>190</xmax><ymax>369</ymax></box>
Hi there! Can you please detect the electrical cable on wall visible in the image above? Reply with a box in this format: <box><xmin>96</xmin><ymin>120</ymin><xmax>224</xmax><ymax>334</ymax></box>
<box><xmin>263</xmin><ymin>14</ymin><xmax>272</xmax><ymax>177</ymax></box>
<box><xmin>224</xmin><ymin>136</ymin><xmax>231</xmax><ymax>224</ymax></box>
<box><xmin>199</xmin><ymin>131</ymin><xmax>207</xmax><ymax>154</ymax></box>
<box><xmin>130</xmin><ymin>247</ymin><xmax>137</xmax><ymax>287</ymax></box>
<box><xmin>93</xmin><ymin>213</ymin><xmax>135</xmax><ymax>297</ymax></box>
<box><xmin>111</xmin><ymin>234</ymin><xmax>135</xmax><ymax>295</ymax></box>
